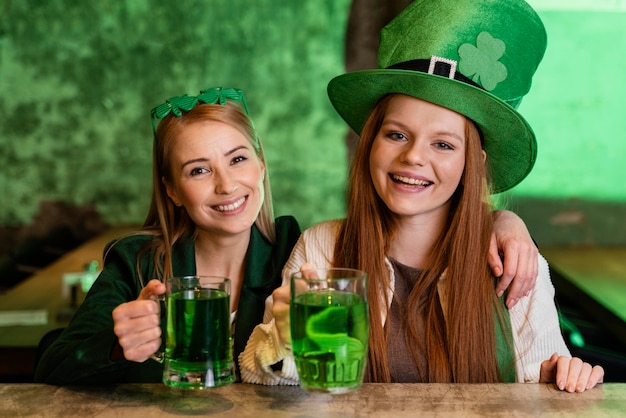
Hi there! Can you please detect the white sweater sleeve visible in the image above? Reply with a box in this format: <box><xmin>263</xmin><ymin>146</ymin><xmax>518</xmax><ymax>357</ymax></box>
<box><xmin>510</xmin><ymin>254</ymin><xmax>571</xmax><ymax>382</ymax></box>
<box><xmin>238</xmin><ymin>220</ymin><xmax>341</xmax><ymax>385</ymax></box>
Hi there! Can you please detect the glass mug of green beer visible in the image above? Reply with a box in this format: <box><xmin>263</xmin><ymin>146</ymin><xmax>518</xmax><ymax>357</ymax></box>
<box><xmin>290</xmin><ymin>268</ymin><xmax>369</xmax><ymax>394</ymax></box>
<box><xmin>152</xmin><ymin>276</ymin><xmax>234</xmax><ymax>389</ymax></box>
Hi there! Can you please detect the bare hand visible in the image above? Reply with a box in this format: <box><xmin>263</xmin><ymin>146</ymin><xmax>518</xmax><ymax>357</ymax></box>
<box><xmin>273</xmin><ymin>263</ymin><xmax>316</xmax><ymax>345</ymax></box>
<box><xmin>112</xmin><ymin>279</ymin><xmax>165</xmax><ymax>362</ymax></box>
<box><xmin>271</xmin><ymin>285</ymin><xmax>291</xmax><ymax>345</ymax></box>
<box><xmin>540</xmin><ymin>353</ymin><xmax>604</xmax><ymax>392</ymax></box>
<box><xmin>490</xmin><ymin>210</ymin><xmax>538</xmax><ymax>308</ymax></box>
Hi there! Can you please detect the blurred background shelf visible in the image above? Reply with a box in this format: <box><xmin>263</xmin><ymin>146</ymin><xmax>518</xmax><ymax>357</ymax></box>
<box><xmin>544</xmin><ymin>246</ymin><xmax>626</xmax><ymax>383</ymax></box>
<box><xmin>0</xmin><ymin>226</ymin><xmax>136</xmax><ymax>382</ymax></box>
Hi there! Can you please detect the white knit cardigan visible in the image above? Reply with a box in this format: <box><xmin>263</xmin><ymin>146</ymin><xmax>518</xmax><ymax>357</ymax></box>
<box><xmin>238</xmin><ymin>220</ymin><xmax>571</xmax><ymax>385</ymax></box>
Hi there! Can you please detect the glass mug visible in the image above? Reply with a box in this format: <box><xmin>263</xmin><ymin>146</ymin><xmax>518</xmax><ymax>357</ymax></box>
<box><xmin>152</xmin><ymin>275</ymin><xmax>235</xmax><ymax>389</ymax></box>
<box><xmin>290</xmin><ymin>268</ymin><xmax>369</xmax><ymax>394</ymax></box>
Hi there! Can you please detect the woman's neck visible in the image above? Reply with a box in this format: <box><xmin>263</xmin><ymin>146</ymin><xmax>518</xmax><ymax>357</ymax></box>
<box><xmin>193</xmin><ymin>229</ymin><xmax>251</xmax><ymax>311</ymax></box>
<box><xmin>388</xmin><ymin>212</ymin><xmax>447</xmax><ymax>269</ymax></box>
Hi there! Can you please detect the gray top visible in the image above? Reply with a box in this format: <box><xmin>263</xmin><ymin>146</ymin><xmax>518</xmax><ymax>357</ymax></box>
<box><xmin>387</xmin><ymin>258</ymin><xmax>426</xmax><ymax>382</ymax></box>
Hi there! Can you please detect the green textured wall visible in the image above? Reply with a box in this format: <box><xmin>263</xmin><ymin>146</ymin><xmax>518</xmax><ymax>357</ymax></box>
<box><xmin>514</xmin><ymin>4</ymin><xmax>626</xmax><ymax>201</ymax></box>
<box><xmin>1</xmin><ymin>1</ymin><xmax>625</xmax><ymax>244</ymax></box>
<box><xmin>505</xmin><ymin>2</ymin><xmax>626</xmax><ymax>245</ymax></box>
<box><xmin>0</xmin><ymin>0</ymin><xmax>350</xmax><ymax>229</ymax></box>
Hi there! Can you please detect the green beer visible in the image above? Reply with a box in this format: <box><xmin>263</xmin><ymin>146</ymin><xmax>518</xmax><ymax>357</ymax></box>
<box><xmin>163</xmin><ymin>288</ymin><xmax>234</xmax><ymax>389</ymax></box>
<box><xmin>291</xmin><ymin>290</ymin><xmax>369</xmax><ymax>393</ymax></box>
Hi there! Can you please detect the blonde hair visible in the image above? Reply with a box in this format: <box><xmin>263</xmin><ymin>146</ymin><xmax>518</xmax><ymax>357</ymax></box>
<box><xmin>137</xmin><ymin>101</ymin><xmax>275</xmax><ymax>282</ymax></box>
<box><xmin>333</xmin><ymin>95</ymin><xmax>513</xmax><ymax>382</ymax></box>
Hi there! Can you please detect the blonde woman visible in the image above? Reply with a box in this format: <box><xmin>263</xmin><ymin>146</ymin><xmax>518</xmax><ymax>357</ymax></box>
<box><xmin>35</xmin><ymin>88</ymin><xmax>300</xmax><ymax>384</ymax></box>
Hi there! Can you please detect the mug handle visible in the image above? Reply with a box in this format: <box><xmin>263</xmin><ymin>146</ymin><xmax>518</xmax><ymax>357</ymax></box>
<box><xmin>149</xmin><ymin>294</ymin><xmax>166</xmax><ymax>363</ymax></box>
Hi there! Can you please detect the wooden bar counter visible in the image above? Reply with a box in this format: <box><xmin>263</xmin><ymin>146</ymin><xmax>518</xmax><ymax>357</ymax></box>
<box><xmin>1</xmin><ymin>383</ymin><xmax>624</xmax><ymax>417</ymax></box>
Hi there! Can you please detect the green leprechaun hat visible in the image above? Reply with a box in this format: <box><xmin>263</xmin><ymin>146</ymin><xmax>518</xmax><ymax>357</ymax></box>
<box><xmin>327</xmin><ymin>0</ymin><xmax>547</xmax><ymax>193</ymax></box>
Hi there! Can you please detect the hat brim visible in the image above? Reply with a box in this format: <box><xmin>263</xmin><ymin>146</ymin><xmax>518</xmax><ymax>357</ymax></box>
<box><xmin>327</xmin><ymin>70</ymin><xmax>537</xmax><ymax>193</ymax></box>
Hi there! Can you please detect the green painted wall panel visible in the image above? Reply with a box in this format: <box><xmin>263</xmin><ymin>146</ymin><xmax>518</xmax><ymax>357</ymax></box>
<box><xmin>0</xmin><ymin>0</ymin><xmax>350</xmax><ymax>228</ymax></box>
<box><xmin>513</xmin><ymin>9</ymin><xmax>626</xmax><ymax>202</ymax></box>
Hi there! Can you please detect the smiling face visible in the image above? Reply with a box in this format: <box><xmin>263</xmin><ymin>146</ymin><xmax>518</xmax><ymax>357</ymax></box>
<box><xmin>369</xmin><ymin>95</ymin><xmax>468</xmax><ymax>225</ymax></box>
<box><xmin>164</xmin><ymin>120</ymin><xmax>265</xmax><ymax>239</ymax></box>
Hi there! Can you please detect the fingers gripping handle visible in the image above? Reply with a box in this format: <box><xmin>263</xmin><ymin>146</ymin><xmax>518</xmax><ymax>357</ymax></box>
<box><xmin>150</xmin><ymin>294</ymin><xmax>166</xmax><ymax>363</ymax></box>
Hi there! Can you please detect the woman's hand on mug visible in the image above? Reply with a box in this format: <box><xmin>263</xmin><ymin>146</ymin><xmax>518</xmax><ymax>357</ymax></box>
<box><xmin>273</xmin><ymin>263</ymin><xmax>316</xmax><ymax>346</ymax></box>
<box><xmin>112</xmin><ymin>279</ymin><xmax>165</xmax><ymax>362</ymax></box>
<box><xmin>271</xmin><ymin>284</ymin><xmax>291</xmax><ymax>346</ymax></box>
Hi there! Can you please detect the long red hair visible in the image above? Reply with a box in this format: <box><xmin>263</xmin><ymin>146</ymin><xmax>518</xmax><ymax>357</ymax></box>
<box><xmin>333</xmin><ymin>95</ymin><xmax>512</xmax><ymax>382</ymax></box>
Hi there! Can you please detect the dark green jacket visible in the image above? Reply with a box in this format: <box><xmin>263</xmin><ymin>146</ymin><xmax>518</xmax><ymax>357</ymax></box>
<box><xmin>35</xmin><ymin>216</ymin><xmax>300</xmax><ymax>384</ymax></box>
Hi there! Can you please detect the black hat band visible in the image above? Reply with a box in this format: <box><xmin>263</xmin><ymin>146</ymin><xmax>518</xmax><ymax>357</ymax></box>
<box><xmin>388</xmin><ymin>57</ymin><xmax>485</xmax><ymax>91</ymax></box>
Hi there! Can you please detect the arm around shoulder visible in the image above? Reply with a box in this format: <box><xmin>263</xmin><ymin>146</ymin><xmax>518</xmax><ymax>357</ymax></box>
<box><xmin>509</xmin><ymin>253</ymin><xmax>570</xmax><ymax>383</ymax></box>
